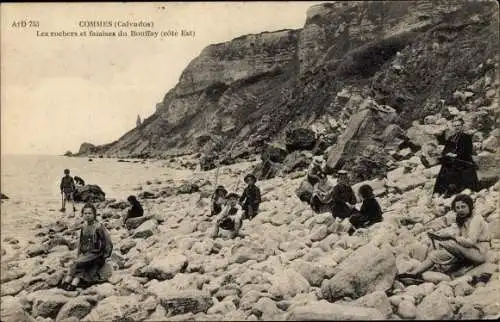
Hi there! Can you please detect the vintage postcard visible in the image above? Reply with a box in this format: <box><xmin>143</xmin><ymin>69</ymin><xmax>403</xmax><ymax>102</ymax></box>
<box><xmin>1</xmin><ymin>1</ymin><xmax>499</xmax><ymax>321</ymax></box>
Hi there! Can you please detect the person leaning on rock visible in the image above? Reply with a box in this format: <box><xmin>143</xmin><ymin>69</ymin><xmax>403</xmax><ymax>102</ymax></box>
<box><xmin>239</xmin><ymin>174</ymin><xmax>261</xmax><ymax>220</ymax></box>
<box><xmin>397</xmin><ymin>194</ymin><xmax>491</xmax><ymax>281</ymax></box>
<box><xmin>331</xmin><ymin>170</ymin><xmax>357</xmax><ymax>219</ymax></box>
<box><xmin>211</xmin><ymin>193</ymin><xmax>243</xmax><ymax>239</ymax></box>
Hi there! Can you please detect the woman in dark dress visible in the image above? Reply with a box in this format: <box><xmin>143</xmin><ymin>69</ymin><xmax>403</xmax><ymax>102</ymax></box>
<box><xmin>433</xmin><ymin>119</ymin><xmax>479</xmax><ymax>197</ymax></box>
<box><xmin>123</xmin><ymin>195</ymin><xmax>144</xmax><ymax>221</ymax></box>
<box><xmin>348</xmin><ymin>184</ymin><xmax>383</xmax><ymax>234</ymax></box>
<box><xmin>331</xmin><ymin>170</ymin><xmax>357</xmax><ymax>219</ymax></box>
<box><xmin>60</xmin><ymin>203</ymin><xmax>113</xmax><ymax>290</ymax></box>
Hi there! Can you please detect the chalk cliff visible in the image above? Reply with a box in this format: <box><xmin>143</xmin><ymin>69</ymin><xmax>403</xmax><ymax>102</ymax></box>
<box><xmin>81</xmin><ymin>0</ymin><xmax>498</xmax><ymax>182</ymax></box>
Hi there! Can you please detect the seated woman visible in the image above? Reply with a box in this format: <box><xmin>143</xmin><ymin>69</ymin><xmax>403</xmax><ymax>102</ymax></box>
<box><xmin>60</xmin><ymin>203</ymin><xmax>113</xmax><ymax>291</ymax></box>
<box><xmin>127</xmin><ymin>195</ymin><xmax>144</xmax><ymax>218</ymax></box>
<box><xmin>348</xmin><ymin>184</ymin><xmax>383</xmax><ymax>235</ymax></box>
<box><xmin>310</xmin><ymin>172</ymin><xmax>335</xmax><ymax>213</ymax></box>
<box><xmin>397</xmin><ymin>194</ymin><xmax>490</xmax><ymax>280</ymax></box>
<box><xmin>211</xmin><ymin>193</ymin><xmax>243</xmax><ymax>239</ymax></box>
<box><xmin>433</xmin><ymin>119</ymin><xmax>479</xmax><ymax>197</ymax></box>
<box><xmin>210</xmin><ymin>186</ymin><xmax>228</xmax><ymax>217</ymax></box>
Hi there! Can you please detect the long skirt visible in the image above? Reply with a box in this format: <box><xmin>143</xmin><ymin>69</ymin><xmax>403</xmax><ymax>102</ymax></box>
<box><xmin>68</xmin><ymin>252</ymin><xmax>106</xmax><ymax>282</ymax></box>
<box><xmin>433</xmin><ymin>161</ymin><xmax>479</xmax><ymax>195</ymax></box>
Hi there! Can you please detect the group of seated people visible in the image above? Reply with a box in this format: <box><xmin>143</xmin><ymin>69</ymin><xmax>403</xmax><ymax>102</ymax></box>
<box><xmin>210</xmin><ymin>173</ymin><xmax>262</xmax><ymax>238</ymax></box>
<box><xmin>305</xmin><ymin>157</ymin><xmax>383</xmax><ymax>235</ymax></box>
<box><xmin>303</xmin><ymin>153</ymin><xmax>491</xmax><ymax>282</ymax></box>
<box><xmin>60</xmin><ymin>138</ymin><xmax>491</xmax><ymax>291</ymax></box>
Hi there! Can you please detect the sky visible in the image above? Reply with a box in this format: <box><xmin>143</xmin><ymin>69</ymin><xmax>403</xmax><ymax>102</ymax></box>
<box><xmin>1</xmin><ymin>2</ymin><xmax>328</xmax><ymax>155</ymax></box>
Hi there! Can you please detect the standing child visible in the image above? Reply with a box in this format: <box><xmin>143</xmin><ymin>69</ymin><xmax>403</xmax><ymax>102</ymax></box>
<box><xmin>239</xmin><ymin>174</ymin><xmax>261</xmax><ymax>220</ymax></box>
<box><xmin>60</xmin><ymin>169</ymin><xmax>76</xmax><ymax>212</ymax></box>
<box><xmin>60</xmin><ymin>203</ymin><xmax>113</xmax><ymax>291</ymax></box>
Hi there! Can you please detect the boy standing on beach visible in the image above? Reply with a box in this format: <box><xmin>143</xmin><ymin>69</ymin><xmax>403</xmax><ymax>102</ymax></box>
<box><xmin>239</xmin><ymin>174</ymin><xmax>261</xmax><ymax>220</ymax></box>
<box><xmin>60</xmin><ymin>168</ymin><xmax>76</xmax><ymax>212</ymax></box>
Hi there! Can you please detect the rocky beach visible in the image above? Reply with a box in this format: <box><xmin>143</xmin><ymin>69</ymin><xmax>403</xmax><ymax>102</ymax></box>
<box><xmin>2</xmin><ymin>0</ymin><xmax>499</xmax><ymax>321</ymax></box>
<box><xmin>1</xmin><ymin>146</ymin><xmax>499</xmax><ymax>321</ymax></box>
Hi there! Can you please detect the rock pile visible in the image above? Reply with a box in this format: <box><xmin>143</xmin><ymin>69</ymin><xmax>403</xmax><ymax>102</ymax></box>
<box><xmin>2</xmin><ymin>140</ymin><xmax>498</xmax><ymax>321</ymax></box>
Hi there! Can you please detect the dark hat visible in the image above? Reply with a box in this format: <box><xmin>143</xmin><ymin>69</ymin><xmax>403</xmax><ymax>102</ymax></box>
<box><xmin>226</xmin><ymin>192</ymin><xmax>240</xmax><ymax>200</ymax></box>
<box><xmin>215</xmin><ymin>185</ymin><xmax>228</xmax><ymax>195</ymax></box>
<box><xmin>244</xmin><ymin>173</ymin><xmax>257</xmax><ymax>183</ymax></box>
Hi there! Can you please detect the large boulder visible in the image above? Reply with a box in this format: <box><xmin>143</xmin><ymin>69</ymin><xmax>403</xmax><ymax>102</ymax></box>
<box><xmin>296</xmin><ymin>180</ymin><xmax>314</xmax><ymax>203</ymax></box>
<box><xmin>82</xmin><ymin>295</ymin><xmax>148</xmax><ymax>321</ymax></box>
<box><xmin>1</xmin><ymin>278</ymin><xmax>25</xmax><ymax>297</ymax></box>
<box><xmin>321</xmin><ymin>243</ymin><xmax>396</xmax><ymax>301</ymax></box>
<box><xmin>177</xmin><ymin>183</ymin><xmax>200</xmax><ymax>194</ymax></box>
<box><xmin>26</xmin><ymin>289</ymin><xmax>71</xmax><ymax>319</ymax></box>
<box><xmin>476</xmin><ymin>151</ymin><xmax>500</xmax><ymax>189</ymax></box>
<box><xmin>290</xmin><ymin>259</ymin><xmax>329</xmax><ymax>287</ymax></box>
<box><xmin>1</xmin><ymin>296</ymin><xmax>36</xmax><ymax>322</ymax></box>
<box><xmin>352</xmin><ymin>291</ymin><xmax>392</xmax><ymax>318</ymax></box>
<box><xmin>268</xmin><ymin>268</ymin><xmax>310</xmax><ymax>300</ymax></box>
<box><xmin>73</xmin><ymin>185</ymin><xmax>105</xmax><ymax>203</ymax></box>
<box><xmin>55</xmin><ymin>298</ymin><xmax>93</xmax><ymax>322</ymax></box>
<box><xmin>143</xmin><ymin>252</ymin><xmax>188</xmax><ymax>280</ymax></box>
<box><xmin>460</xmin><ymin>279</ymin><xmax>500</xmax><ymax>316</ymax></box>
<box><xmin>126</xmin><ymin>215</ymin><xmax>153</xmax><ymax>230</ymax></box>
<box><xmin>406</xmin><ymin>123</ymin><xmax>444</xmax><ymax>147</ymax></box>
<box><xmin>156</xmin><ymin>290</ymin><xmax>213</xmax><ymax>315</ymax></box>
<box><xmin>285</xmin><ymin>128</ymin><xmax>317</xmax><ymax>151</ymax></box>
<box><xmin>132</xmin><ymin>219</ymin><xmax>158</xmax><ymax>239</ymax></box>
<box><xmin>261</xmin><ymin>144</ymin><xmax>288</xmax><ymax>163</ymax></box>
<box><xmin>282</xmin><ymin>151</ymin><xmax>311</xmax><ymax>174</ymax></box>
<box><xmin>415</xmin><ymin>284</ymin><xmax>454</xmax><ymax>320</ymax></box>
<box><xmin>230</xmin><ymin>242</ymin><xmax>269</xmax><ymax>264</ymax></box>
<box><xmin>286</xmin><ymin>301</ymin><xmax>385</xmax><ymax>320</ymax></box>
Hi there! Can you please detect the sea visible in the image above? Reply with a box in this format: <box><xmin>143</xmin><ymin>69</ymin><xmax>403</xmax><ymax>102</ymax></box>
<box><xmin>0</xmin><ymin>154</ymin><xmax>179</xmax><ymax>246</ymax></box>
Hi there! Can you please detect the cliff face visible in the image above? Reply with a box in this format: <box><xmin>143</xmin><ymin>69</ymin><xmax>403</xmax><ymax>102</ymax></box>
<box><xmin>88</xmin><ymin>0</ymin><xmax>498</xmax><ymax>181</ymax></box>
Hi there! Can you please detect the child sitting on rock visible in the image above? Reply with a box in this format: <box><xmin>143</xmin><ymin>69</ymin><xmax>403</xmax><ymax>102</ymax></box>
<box><xmin>397</xmin><ymin>194</ymin><xmax>491</xmax><ymax>281</ymax></box>
<box><xmin>210</xmin><ymin>185</ymin><xmax>228</xmax><ymax>217</ymax></box>
<box><xmin>212</xmin><ymin>193</ymin><xmax>243</xmax><ymax>239</ymax></box>
<box><xmin>60</xmin><ymin>203</ymin><xmax>113</xmax><ymax>291</ymax></box>
<box><xmin>239</xmin><ymin>174</ymin><xmax>261</xmax><ymax>220</ymax></box>
<box><xmin>348</xmin><ymin>184</ymin><xmax>383</xmax><ymax>235</ymax></box>
<box><xmin>123</xmin><ymin>195</ymin><xmax>144</xmax><ymax>221</ymax></box>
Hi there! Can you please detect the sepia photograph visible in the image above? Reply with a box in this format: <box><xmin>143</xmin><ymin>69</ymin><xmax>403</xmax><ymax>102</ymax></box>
<box><xmin>1</xmin><ymin>1</ymin><xmax>499</xmax><ymax>320</ymax></box>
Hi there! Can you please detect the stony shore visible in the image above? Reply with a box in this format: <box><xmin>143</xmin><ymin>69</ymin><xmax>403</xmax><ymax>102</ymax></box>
<box><xmin>1</xmin><ymin>150</ymin><xmax>499</xmax><ymax>321</ymax></box>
